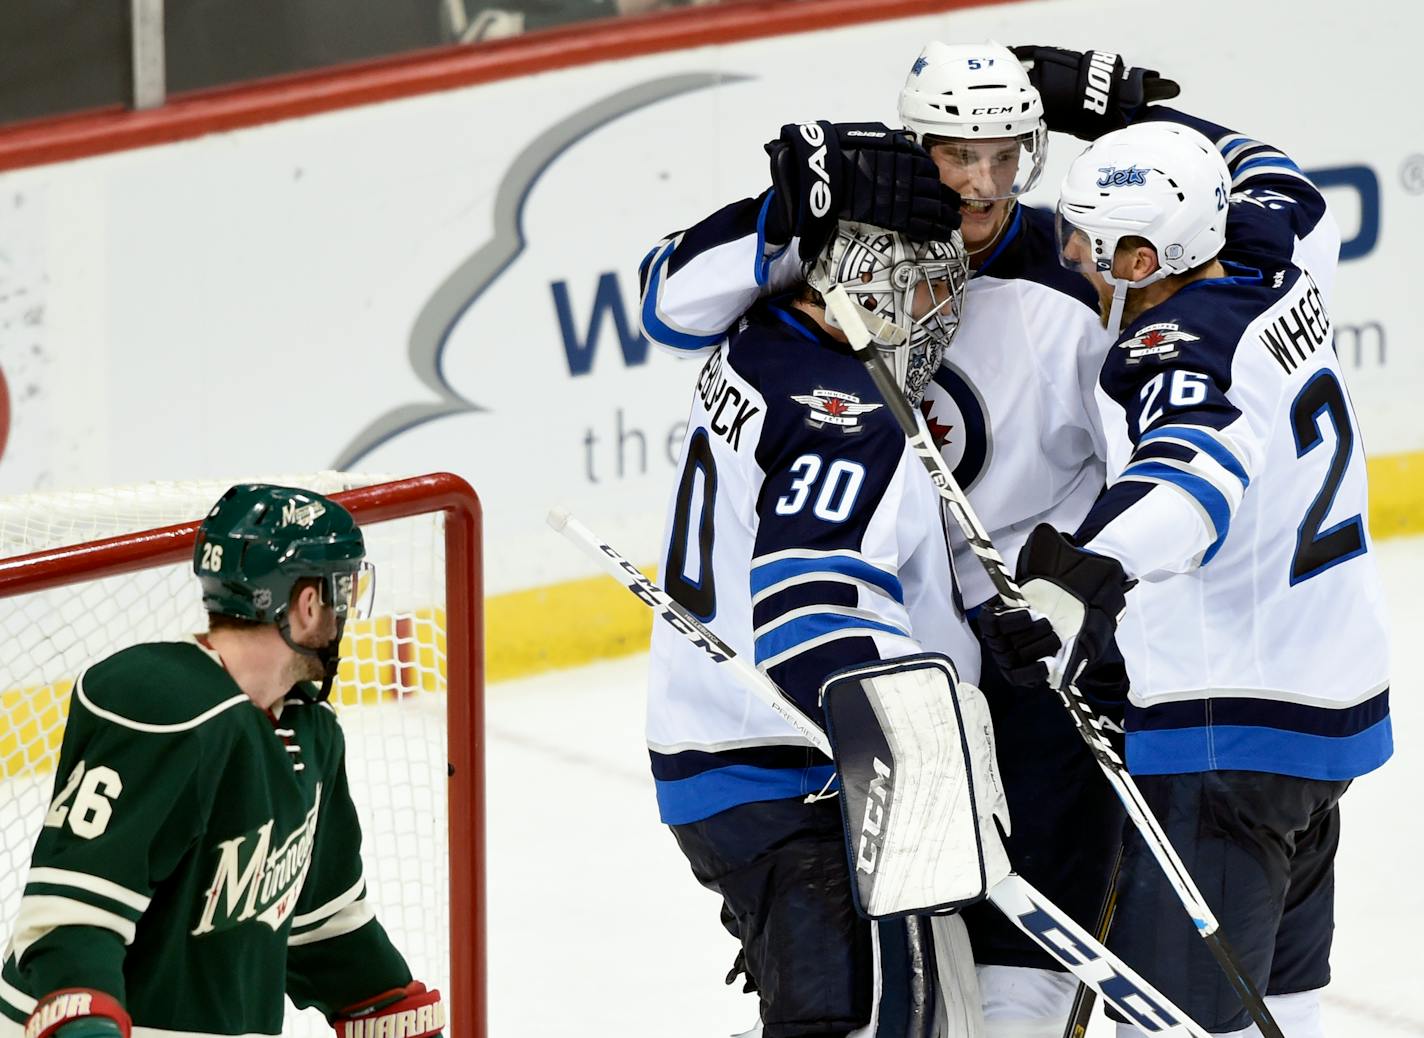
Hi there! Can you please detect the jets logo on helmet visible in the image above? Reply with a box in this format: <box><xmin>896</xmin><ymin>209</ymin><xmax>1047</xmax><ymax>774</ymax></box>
<box><xmin>1096</xmin><ymin>165</ymin><xmax>1149</xmax><ymax>187</ymax></box>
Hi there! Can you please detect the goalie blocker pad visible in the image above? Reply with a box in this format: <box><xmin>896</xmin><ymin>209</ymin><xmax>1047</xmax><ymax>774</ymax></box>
<box><xmin>821</xmin><ymin>652</ymin><xmax>1011</xmax><ymax>920</ymax></box>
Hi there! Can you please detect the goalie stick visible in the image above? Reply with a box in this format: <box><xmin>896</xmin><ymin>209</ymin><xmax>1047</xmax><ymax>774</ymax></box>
<box><xmin>548</xmin><ymin>507</ymin><xmax>1213</xmax><ymax>1038</ymax></box>
<box><xmin>821</xmin><ymin>283</ymin><xmax>1284</xmax><ymax>1038</ymax></box>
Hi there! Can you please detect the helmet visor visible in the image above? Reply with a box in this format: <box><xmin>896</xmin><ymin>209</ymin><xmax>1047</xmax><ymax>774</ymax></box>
<box><xmin>328</xmin><ymin>561</ymin><xmax>376</xmax><ymax>621</ymax></box>
<box><xmin>924</xmin><ymin>130</ymin><xmax>1047</xmax><ymax>203</ymax></box>
<box><xmin>1055</xmin><ymin>205</ymin><xmax>1108</xmax><ymax>278</ymax></box>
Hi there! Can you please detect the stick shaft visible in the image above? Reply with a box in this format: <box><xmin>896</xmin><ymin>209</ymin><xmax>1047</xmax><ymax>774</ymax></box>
<box><xmin>548</xmin><ymin>509</ymin><xmax>831</xmax><ymax>756</ymax></box>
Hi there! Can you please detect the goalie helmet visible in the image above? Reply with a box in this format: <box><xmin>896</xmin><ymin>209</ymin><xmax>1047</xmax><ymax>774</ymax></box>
<box><xmin>808</xmin><ymin>221</ymin><xmax>969</xmax><ymax>406</ymax></box>
<box><xmin>1055</xmin><ymin>121</ymin><xmax>1230</xmax><ymax>332</ymax></box>
<box><xmin>898</xmin><ymin>41</ymin><xmax>1047</xmax><ymax>200</ymax></box>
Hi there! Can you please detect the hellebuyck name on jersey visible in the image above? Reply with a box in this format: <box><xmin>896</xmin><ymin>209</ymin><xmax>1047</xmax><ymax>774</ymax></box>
<box><xmin>1074</xmin><ymin>109</ymin><xmax>1391</xmax><ymax>783</ymax></box>
<box><xmin>645</xmin><ymin>302</ymin><xmax>980</xmax><ymax>826</ymax></box>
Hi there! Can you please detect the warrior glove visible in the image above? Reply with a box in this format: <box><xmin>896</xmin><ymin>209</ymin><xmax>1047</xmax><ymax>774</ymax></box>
<box><xmin>26</xmin><ymin>990</ymin><xmax>131</xmax><ymax>1038</ymax></box>
<box><xmin>1011</xmin><ymin>45</ymin><xmax>1180</xmax><ymax>140</ymax></box>
<box><xmin>333</xmin><ymin>981</ymin><xmax>444</xmax><ymax>1038</ymax></box>
<box><xmin>979</xmin><ymin>524</ymin><xmax>1134</xmax><ymax>690</ymax></box>
<box><xmin>765</xmin><ymin>120</ymin><xmax>962</xmax><ymax>261</ymax></box>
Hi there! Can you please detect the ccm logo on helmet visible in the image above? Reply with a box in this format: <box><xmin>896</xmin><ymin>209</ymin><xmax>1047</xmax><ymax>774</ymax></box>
<box><xmin>971</xmin><ymin>106</ymin><xmax>1014</xmax><ymax>116</ymax></box>
<box><xmin>797</xmin><ymin>122</ymin><xmax>833</xmax><ymax>219</ymax></box>
<box><xmin>1083</xmin><ymin>51</ymin><xmax>1119</xmax><ymax>115</ymax></box>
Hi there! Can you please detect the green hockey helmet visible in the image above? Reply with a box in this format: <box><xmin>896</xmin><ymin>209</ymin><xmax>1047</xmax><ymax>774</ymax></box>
<box><xmin>194</xmin><ymin>484</ymin><xmax>372</xmax><ymax>626</ymax></box>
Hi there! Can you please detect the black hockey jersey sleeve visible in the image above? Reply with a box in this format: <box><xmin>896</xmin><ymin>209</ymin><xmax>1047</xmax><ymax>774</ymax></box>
<box><xmin>285</xmin><ymin>706</ymin><xmax>414</xmax><ymax>1018</ymax></box>
<box><xmin>637</xmin><ymin>190</ymin><xmax>805</xmax><ymax>354</ymax></box>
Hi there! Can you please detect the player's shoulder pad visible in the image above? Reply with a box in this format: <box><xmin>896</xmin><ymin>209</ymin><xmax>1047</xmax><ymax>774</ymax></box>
<box><xmin>977</xmin><ymin>205</ymin><xmax>1099</xmax><ymax>314</ymax></box>
<box><xmin>76</xmin><ymin>640</ymin><xmax>250</xmax><ymax>733</ymax></box>
<box><xmin>730</xmin><ymin>302</ymin><xmax>902</xmax><ymax>451</ymax></box>
<box><xmin>1102</xmin><ymin>264</ymin><xmax>1285</xmax><ymax>392</ymax></box>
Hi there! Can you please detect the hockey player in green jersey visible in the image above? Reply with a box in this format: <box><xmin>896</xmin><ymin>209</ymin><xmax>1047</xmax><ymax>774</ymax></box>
<box><xmin>0</xmin><ymin>485</ymin><xmax>444</xmax><ymax>1038</ymax></box>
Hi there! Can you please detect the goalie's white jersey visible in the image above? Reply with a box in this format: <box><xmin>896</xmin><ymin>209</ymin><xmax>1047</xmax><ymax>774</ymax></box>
<box><xmin>640</xmin><ymin>198</ymin><xmax>1114</xmax><ymax>610</ymax></box>
<box><xmin>645</xmin><ymin>304</ymin><xmax>980</xmax><ymax>825</ymax></box>
<box><xmin>1073</xmin><ymin>110</ymin><xmax>1392</xmax><ymax>781</ymax></box>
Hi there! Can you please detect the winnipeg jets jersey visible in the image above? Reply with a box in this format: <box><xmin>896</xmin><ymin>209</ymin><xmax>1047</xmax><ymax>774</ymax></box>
<box><xmin>1073</xmin><ymin>109</ymin><xmax>1391</xmax><ymax>781</ymax></box>
<box><xmin>646</xmin><ymin>304</ymin><xmax>980</xmax><ymax>825</ymax></box>
<box><xmin>640</xmin><ymin>196</ymin><xmax>1112</xmax><ymax>608</ymax></box>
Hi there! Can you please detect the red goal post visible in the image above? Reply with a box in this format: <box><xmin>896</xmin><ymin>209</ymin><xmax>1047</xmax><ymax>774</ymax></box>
<box><xmin>0</xmin><ymin>472</ymin><xmax>485</xmax><ymax>1038</ymax></box>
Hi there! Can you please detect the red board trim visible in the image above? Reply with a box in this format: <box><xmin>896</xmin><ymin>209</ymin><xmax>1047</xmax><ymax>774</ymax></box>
<box><xmin>0</xmin><ymin>0</ymin><xmax>1010</xmax><ymax>173</ymax></box>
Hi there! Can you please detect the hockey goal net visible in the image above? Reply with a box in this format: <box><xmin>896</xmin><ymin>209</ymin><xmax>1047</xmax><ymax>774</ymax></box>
<box><xmin>0</xmin><ymin>472</ymin><xmax>484</xmax><ymax>1038</ymax></box>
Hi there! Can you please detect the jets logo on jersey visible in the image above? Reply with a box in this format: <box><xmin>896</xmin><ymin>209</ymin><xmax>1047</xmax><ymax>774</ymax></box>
<box><xmin>1119</xmin><ymin>322</ymin><xmax>1199</xmax><ymax>364</ymax></box>
<box><xmin>924</xmin><ymin>364</ymin><xmax>990</xmax><ymax>491</ymax></box>
<box><xmin>791</xmin><ymin>389</ymin><xmax>882</xmax><ymax>433</ymax></box>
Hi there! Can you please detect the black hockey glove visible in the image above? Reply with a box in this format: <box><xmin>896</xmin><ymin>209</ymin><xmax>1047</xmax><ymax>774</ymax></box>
<box><xmin>1011</xmin><ymin>45</ymin><xmax>1180</xmax><ymax>140</ymax></box>
<box><xmin>979</xmin><ymin>524</ymin><xmax>1134</xmax><ymax>689</ymax></box>
<box><xmin>765</xmin><ymin>120</ymin><xmax>962</xmax><ymax>262</ymax></box>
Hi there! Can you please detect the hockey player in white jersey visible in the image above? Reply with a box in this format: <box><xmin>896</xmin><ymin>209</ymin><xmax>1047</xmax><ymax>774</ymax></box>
<box><xmin>983</xmin><ymin>94</ymin><xmax>1393</xmax><ymax>1035</ymax></box>
<box><xmin>638</xmin><ymin>42</ymin><xmax>1179</xmax><ymax>1035</ymax></box>
<box><xmin>647</xmin><ymin>218</ymin><xmax>996</xmax><ymax>1036</ymax></box>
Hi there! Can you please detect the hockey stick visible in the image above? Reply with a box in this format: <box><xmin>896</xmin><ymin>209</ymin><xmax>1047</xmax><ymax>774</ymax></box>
<box><xmin>1060</xmin><ymin>845</ymin><xmax>1124</xmax><ymax>1038</ymax></box>
<box><xmin>546</xmin><ymin>508</ymin><xmax>831</xmax><ymax>755</ymax></box>
<box><xmin>548</xmin><ymin>507</ymin><xmax>1213</xmax><ymax>1038</ymax></box>
<box><xmin>822</xmin><ymin>284</ymin><xmax>1284</xmax><ymax>1038</ymax></box>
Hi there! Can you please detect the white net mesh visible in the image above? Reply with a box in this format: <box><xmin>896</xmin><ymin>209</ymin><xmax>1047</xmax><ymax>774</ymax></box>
<box><xmin>0</xmin><ymin>473</ymin><xmax>452</xmax><ymax>1036</ymax></box>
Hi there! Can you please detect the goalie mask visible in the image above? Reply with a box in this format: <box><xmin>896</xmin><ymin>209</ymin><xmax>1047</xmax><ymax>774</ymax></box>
<box><xmin>195</xmin><ymin>484</ymin><xmax>374</xmax><ymax>701</ymax></box>
<box><xmin>898</xmin><ymin>41</ymin><xmax>1048</xmax><ymax>203</ymax></box>
<box><xmin>1056</xmin><ymin>121</ymin><xmax>1230</xmax><ymax>335</ymax></box>
<box><xmin>808</xmin><ymin>221</ymin><xmax>969</xmax><ymax>405</ymax></box>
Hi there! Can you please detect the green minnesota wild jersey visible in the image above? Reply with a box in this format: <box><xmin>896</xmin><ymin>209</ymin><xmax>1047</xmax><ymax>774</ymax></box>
<box><xmin>0</xmin><ymin>637</ymin><xmax>414</xmax><ymax>1037</ymax></box>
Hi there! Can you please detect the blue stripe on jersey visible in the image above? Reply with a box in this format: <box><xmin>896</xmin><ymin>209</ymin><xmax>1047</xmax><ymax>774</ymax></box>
<box><xmin>752</xmin><ymin>579</ymin><xmax>856</xmax><ymax>631</ymax></box>
<box><xmin>1118</xmin><ymin>461</ymin><xmax>1231</xmax><ymax>561</ymax></box>
<box><xmin>1140</xmin><ymin>426</ymin><xmax>1250</xmax><ymax>489</ymax></box>
<box><xmin>750</xmin><ymin>555</ymin><xmax>904</xmax><ymax>603</ymax></box>
<box><xmin>1125</xmin><ymin>690</ymin><xmax>1393</xmax><ymax>780</ymax></box>
<box><xmin>754</xmin><ymin>612</ymin><xmax>909</xmax><ymax>665</ymax></box>
<box><xmin>1126</xmin><ymin>719</ymin><xmax>1392</xmax><ymax>781</ymax></box>
<box><xmin>654</xmin><ymin>763</ymin><xmax>838</xmax><ymax>825</ymax></box>
<box><xmin>1233</xmin><ymin>154</ymin><xmax>1303</xmax><ymax>177</ymax></box>
<box><xmin>640</xmin><ymin>240</ymin><xmax>727</xmax><ymax>352</ymax></box>
<box><xmin>754</xmin><ymin>191</ymin><xmax>791</xmax><ymax>288</ymax></box>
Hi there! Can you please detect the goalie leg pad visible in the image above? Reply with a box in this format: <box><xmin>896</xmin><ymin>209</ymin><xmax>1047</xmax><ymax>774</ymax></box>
<box><xmin>822</xmin><ymin>652</ymin><xmax>1010</xmax><ymax>918</ymax></box>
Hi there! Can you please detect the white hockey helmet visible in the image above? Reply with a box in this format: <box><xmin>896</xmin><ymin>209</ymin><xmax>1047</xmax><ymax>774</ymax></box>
<box><xmin>808</xmin><ymin>222</ymin><xmax>969</xmax><ymax>405</ymax></box>
<box><xmin>1056</xmin><ymin>122</ymin><xmax>1231</xmax><ymax>332</ymax></box>
<box><xmin>898</xmin><ymin>41</ymin><xmax>1047</xmax><ymax>199</ymax></box>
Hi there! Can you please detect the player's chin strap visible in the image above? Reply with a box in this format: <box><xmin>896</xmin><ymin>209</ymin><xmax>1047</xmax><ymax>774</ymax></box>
<box><xmin>277</xmin><ymin>615</ymin><xmax>347</xmax><ymax>703</ymax></box>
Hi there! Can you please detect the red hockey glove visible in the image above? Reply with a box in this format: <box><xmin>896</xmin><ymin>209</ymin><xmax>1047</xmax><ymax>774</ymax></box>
<box><xmin>332</xmin><ymin>981</ymin><xmax>444</xmax><ymax>1038</ymax></box>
